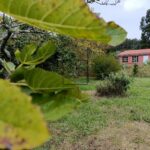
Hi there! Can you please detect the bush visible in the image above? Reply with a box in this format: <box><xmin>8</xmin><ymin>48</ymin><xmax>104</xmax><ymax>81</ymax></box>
<box><xmin>96</xmin><ymin>72</ymin><xmax>131</xmax><ymax>96</ymax></box>
<box><xmin>92</xmin><ymin>55</ymin><xmax>121</xmax><ymax>80</ymax></box>
<box><xmin>132</xmin><ymin>64</ymin><xmax>138</xmax><ymax>76</ymax></box>
<box><xmin>137</xmin><ymin>64</ymin><xmax>150</xmax><ymax>77</ymax></box>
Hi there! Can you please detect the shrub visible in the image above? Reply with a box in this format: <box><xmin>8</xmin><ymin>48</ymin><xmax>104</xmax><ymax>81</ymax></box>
<box><xmin>132</xmin><ymin>64</ymin><xmax>138</xmax><ymax>76</ymax></box>
<box><xmin>123</xmin><ymin>64</ymin><xmax>150</xmax><ymax>77</ymax></box>
<box><xmin>92</xmin><ymin>55</ymin><xmax>121</xmax><ymax>80</ymax></box>
<box><xmin>137</xmin><ymin>65</ymin><xmax>150</xmax><ymax>77</ymax></box>
<box><xmin>96</xmin><ymin>72</ymin><xmax>131</xmax><ymax>96</ymax></box>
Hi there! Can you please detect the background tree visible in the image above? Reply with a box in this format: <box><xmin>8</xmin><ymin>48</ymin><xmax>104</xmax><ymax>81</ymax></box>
<box><xmin>0</xmin><ymin>15</ymin><xmax>54</xmax><ymax>78</ymax></box>
<box><xmin>106</xmin><ymin>38</ymin><xmax>141</xmax><ymax>54</ymax></box>
<box><xmin>0</xmin><ymin>14</ymin><xmax>54</xmax><ymax>59</ymax></box>
<box><xmin>140</xmin><ymin>9</ymin><xmax>150</xmax><ymax>48</ymax></box>
<box><xmin>0</xmin><ymin>15</ymin><xmax>110</xmax><ymax>79</ymax></box>
<box><xmin>0</xmin><ymin>17</ymin><xmax>87</xmax><ymax>79</ymax></box>
<box><xmin>40</xmin><ymin>35</ymin><xmax>79</xmax><ymax>77</ymax></box>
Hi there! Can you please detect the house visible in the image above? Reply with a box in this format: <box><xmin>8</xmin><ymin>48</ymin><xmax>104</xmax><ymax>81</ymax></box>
<box><xmin>118</xmin><ymin>49</ymin><xmax>150</xmax><ymax>65</ymax></box>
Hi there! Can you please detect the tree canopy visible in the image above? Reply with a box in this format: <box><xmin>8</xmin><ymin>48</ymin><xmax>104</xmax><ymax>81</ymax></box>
<box><xmin>140</xmin><ymin>9</ymin><xmax>150</xmax><ymax>48</ymax></box>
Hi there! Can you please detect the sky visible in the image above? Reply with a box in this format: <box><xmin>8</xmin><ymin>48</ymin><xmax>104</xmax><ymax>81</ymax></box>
<box><xmin>89</xmin><ymin>0</ymin><xmax>150</xmax><ymax>39</ymax></box>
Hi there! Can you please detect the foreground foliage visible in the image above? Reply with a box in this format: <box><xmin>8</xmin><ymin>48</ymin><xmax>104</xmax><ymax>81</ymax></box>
<box><xmin>0</xmin><ymin>0</ymin><xmax>126</xmax><ymax>46</ymax></box>
<box><xmin>0</xmin><ymin>80</ymin><xmax>49</xmax><ymax>150</ymax></box>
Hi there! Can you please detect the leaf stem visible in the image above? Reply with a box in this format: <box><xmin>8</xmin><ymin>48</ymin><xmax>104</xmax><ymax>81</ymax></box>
<box><xmin>11</xmin><ymin>82</ymin><xmax>28</xmax><ymax>87</ymax></box>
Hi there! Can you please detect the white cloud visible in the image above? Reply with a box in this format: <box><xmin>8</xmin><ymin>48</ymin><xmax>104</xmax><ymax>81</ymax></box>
<box><xmin>123</xmin><ymin>0</ymin><xmax>149</xmax><ymax>12</ymax></box>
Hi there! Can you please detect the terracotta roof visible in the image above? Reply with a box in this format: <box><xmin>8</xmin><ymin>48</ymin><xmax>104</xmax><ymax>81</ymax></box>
<box><xmin>118</xmin><ymin>49</ymin><xmax>150</xmax><ymax>57</ymax></box>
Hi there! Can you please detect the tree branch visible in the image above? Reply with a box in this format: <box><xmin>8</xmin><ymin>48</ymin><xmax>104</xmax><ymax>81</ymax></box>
<box><xmin>87</xmin><ymin>0</ymin><xmax>120</xmax><ymax>5</ymax></box>
<box><xmin>0</xmin><ymin>30</ymin><xmax>12</xmax><ymax>59</ymax></box>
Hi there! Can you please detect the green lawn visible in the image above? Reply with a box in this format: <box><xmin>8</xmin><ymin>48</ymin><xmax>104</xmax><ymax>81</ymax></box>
<box><xmin>36</xmin><ymin>78</ymin><xmax>150</xmax><ymax>150</ymax></box>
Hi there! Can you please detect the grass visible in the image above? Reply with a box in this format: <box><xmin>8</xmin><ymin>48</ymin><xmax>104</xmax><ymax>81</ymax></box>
<box><xmin>35</xmin><ymin>77</ymin><xmax>150</xmax><ymax>149</ymax></box>
<box><xmin>79</xmin><ymin>79</ymin><xmax>97</xmax><ymax>91</ymax></box>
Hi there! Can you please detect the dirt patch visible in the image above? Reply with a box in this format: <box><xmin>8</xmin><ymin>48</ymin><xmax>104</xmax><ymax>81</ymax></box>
<box><xmin>57</xmin><ymin>122</ymin><xmax>150</xmax><ymax>150</ymax></box>
<box><xmin>82</xmin><ymin>90</ymin><xmax>99</xmax><ymax>99</ymax></box>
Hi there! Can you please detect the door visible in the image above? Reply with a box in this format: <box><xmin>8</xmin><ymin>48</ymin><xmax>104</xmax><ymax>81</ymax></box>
<box><xmin>143</xmin><ymin>55</ymin><xmax>149</xmax><ymax>64</ymax></box>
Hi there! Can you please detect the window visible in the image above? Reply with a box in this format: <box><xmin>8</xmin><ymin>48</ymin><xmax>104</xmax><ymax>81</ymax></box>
<box><xmin>132</xmin><ymin>56</ymin><xmax>138</xmax><ymax>63</ymax></box>
<box><xmin>122</xmin><ymin>56</ymin><xmax>128</xmax><ymax>62</ymax></box>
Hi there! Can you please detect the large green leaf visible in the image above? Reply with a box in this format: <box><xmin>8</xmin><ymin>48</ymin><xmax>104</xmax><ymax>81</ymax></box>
<box><xmin>0</xmin><ymin>0</ymin><xmax>127</xmax><ymax>46</ymax></box>
<box><xmin>11</xmin><ymin>67</ymin><xmax>82</xmax><ymax>121</ymax></box>
<box><xmin>15</xmin><ymin>41</ymin><xmax>56</xmax><ymax>65</ymax></box>
<box><xmin>32</xmin><ymin>92</ymin><xmax>81</xmax><ymax>121</ymax></box>
<box><xmin>0</xmin><ymin>79</ymin><xmax>49</xmax><ymax>150</ymax></box>
<box><xmin>15</xmin><ymin>44</ymin><xmax>37</xmax><ymax>63</ymax></box>
<box><xmin>24</xmin><ymin>68</ymin><xmax>81</xmax><ymax>97</ymax></box>
<box><xmin>10</xmin><ymin>67</ymin><xmax>26</xmax><ymax>82</ymax></box>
